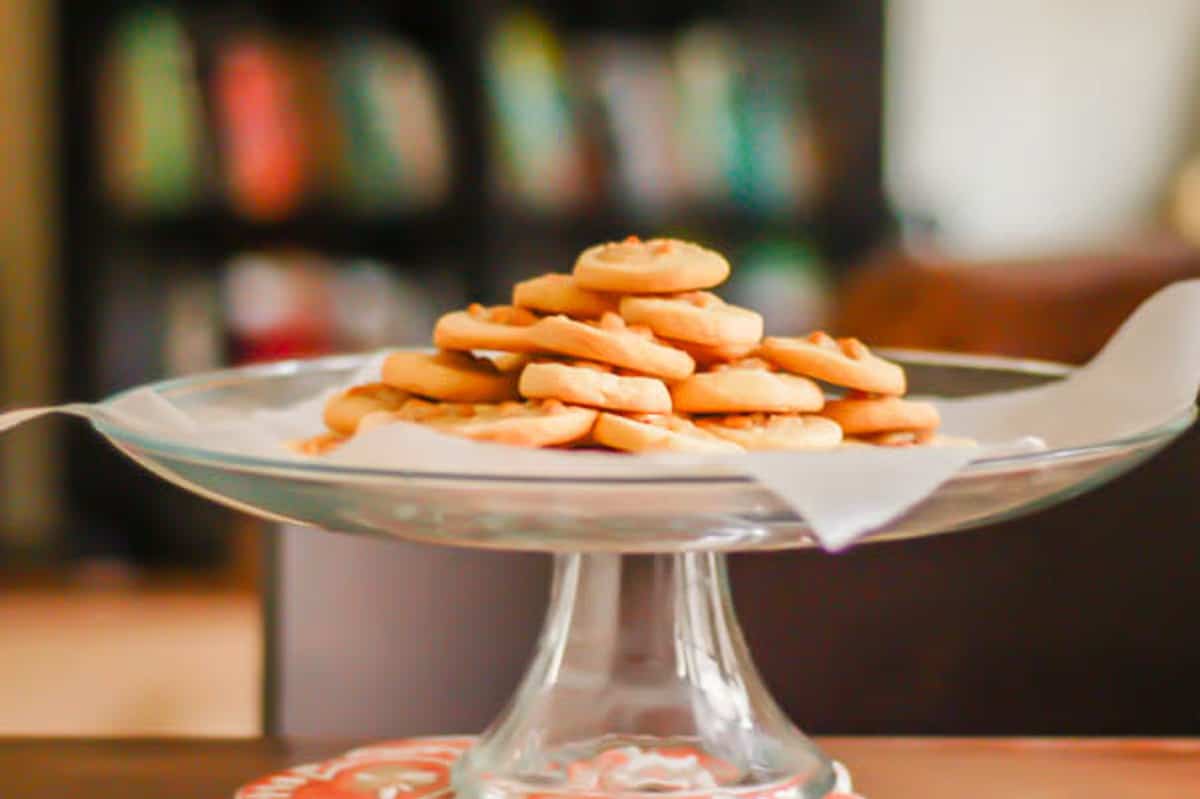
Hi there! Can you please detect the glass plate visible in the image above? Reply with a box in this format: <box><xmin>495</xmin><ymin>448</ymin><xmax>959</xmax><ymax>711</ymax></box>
<box><xmin>92</xmin><ymin>350</ymin><xmax>1194</xmax><ymax>553</ymax></box>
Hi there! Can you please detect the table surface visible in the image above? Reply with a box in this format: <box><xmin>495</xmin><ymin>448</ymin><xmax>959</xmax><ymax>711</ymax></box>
<box><xmin>3</xmin><ymin>737</ymin><xmax>1199</xmax><ymax>798</ymax></box>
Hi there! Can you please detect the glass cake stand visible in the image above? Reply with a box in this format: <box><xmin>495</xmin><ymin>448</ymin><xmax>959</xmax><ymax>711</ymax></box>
<box><xmin>91</xmin><ymin>352</ymin><xmax>1195</xmax><ymax>799</ymax></box>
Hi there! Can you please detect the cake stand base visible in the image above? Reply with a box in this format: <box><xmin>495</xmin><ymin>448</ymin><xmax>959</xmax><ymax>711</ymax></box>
<box><xmin>233</xmin><ymin>737</ymin><xmax>860</xmax><ymax>799</ymax></box>
<box><xmin>456</xmin><ymin>552</ymin><xmax>835</xmax><ymax>799</ymax></box>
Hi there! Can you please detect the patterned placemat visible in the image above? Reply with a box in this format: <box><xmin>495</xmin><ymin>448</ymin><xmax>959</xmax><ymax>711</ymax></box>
<box><xmin>234</xmin><ymin>736</ymin><xmax>863</xmax><ymax>799</ymax></box>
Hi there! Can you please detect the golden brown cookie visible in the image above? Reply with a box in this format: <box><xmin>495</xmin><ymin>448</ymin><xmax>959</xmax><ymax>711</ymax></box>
<box><xmin>761</xmin><ymin>331</ymin><xmax>906</xmax><ymax>396</ymax></box>
<box><xmin>819</xmin><ymin>396</ymin><xmax>940</xmax><ymax>435</ymax></box>
<box><xmin>697</xmin><ymin>413</ymin><xmax>843</xmax><ymax>451</ymax></box>
<box><xmin>381</xmin><ymin>350</ymin><xmax>520</xmax><ymax>403</ymax></box>
<box><xmin>519</xmin><ymin>361</ymin><xmax>672</xmax><ymax>414</ymax></box>
<box><xmin>670</xmin><ymin>358</ymin><xmax>824</xmax><ymax>414</ymax></box>
<box><xmin>573</xmin><ymin>236</ymin><xmax>730</xmax><ymax>294</ymax></box>
<box><xmin>512</xmin><ymin>273</ymin><xmax>619</xmax><ymax>319</ymax></box>
<box><xmin>592</xmin><ymin>412</ymin><xmax>743</xmax><ymax>454</ymax></box>
<box><xmin>529</xmin><ymin>312</ymin><xmax>695</xmax><ymax>381</ymax></box>
<box><xmin>394</xmin><ymin>398</ymin><xmax>597</xmax><ymax>448</ymax></box>
<box><xmin>322</xmin><ymin>383</ymin><xmax>410</xmax><ymax>435</ymax></box>
<box><xmin>433</xmin><ymin>304</ymin><xmax>541</xmax><ymax>353</ymax></box>
<box><xmin>618</xmin><ymin>291</ymin><xmax>762</xmax><ymax>346</ymax></box>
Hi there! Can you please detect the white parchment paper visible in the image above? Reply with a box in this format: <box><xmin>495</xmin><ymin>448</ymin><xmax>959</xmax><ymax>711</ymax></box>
<box><xmin>3</xmin><ymin>280</ymin><xmax>1198</xmax><ymax>551</ymax></box>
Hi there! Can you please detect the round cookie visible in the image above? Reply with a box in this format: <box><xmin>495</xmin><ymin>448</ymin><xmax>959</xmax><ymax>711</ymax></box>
<box><xmin>395</xmin><ymin>398</ymin><xmax>597</xmax><ymax>448</ymax></box>
<box><xmin>519</xmin><ymin>361</ymin><xmax>671</xmax><ymax>414</ymax></box>
<box><xmin>573</xmin><ymin>236</ymin><xmax>730</xmax><ymax>294</ymax></box>
<box><xmin>697</xmin><ymin>414</ymin><xmax>843</xmax><ymax>451</ymax></box>
<box><xmin>433</xmin><ymin>304</ymin><xmax>541</xmax><ymax>353</ymax></box>
<box><xmin>513</xmin><ymin>273</ymin><xmax>619</xmax><ymax>319</ymax></box>
<box><xmin>761</xmin><ymin>331</ymin><xmax>906</xmax><ymax>396</ymax></box>
<box><xmin>619</xmin><ymin>291</ymin><xmax>762</xmax><ymax>346</ymax></box>
<box><xmin>670</xmin><ymin>359</ymin><xmax>824</xmax><ymax>414</ymax></box>
<box><xmin>381</xmin><ymin>350</ymin><xmax>520</xmax><ymax>403</ymax></box>
<box><xmin>323</xmin><ymin>383</ymin><xmax>410</xmax><ymax>435</ymax></box>
<box><xmin>819</xmin><ymin>396</ymin><xmax>940</xmax><ymax>435</ymax></box>
<box><xmin>529</xmin><ymin>312</ymin><xmax>695</xmax><ymax>382</ymax></box>
<box><xmin>592</xmin><ymin>412</ymin><xmax>743</xmax><ymax>454</ymax></box>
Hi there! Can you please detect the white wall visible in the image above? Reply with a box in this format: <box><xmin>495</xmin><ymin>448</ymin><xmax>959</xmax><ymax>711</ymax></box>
<box><xmin>886</xmin><ymin>0</ymin><xmax>1200</xmax><ymax>258</ymax></box>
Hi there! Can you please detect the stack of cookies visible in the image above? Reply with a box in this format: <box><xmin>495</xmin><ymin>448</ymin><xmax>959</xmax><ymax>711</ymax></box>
<box><xmin>296</xmin><ymin>236</ymin><xmax>952</xmax><ymax>455</ymax></box>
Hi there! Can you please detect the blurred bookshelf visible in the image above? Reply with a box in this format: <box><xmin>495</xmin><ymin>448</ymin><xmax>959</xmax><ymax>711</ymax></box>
<box><xmin>42</xmin><ymin>0</ymin><xmax>887</xmax><ymax>574</ymax></box>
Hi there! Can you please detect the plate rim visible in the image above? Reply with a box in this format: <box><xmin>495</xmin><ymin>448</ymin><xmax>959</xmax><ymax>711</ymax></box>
<box><xmin>92</xmin><ymin>349</ymin><xmax>1196</xmax><ymax>485</ymax></box>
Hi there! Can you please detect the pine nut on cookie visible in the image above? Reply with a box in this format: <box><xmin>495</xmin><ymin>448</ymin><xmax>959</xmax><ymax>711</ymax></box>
<box><xmin>573</xmin><ymin>236</ymin><xmax>730</xmax><ymax>294</ymax></box>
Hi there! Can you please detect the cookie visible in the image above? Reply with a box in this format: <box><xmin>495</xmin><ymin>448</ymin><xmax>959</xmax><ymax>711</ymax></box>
<box><xmin>573</xmin><ymin>236</ymin><xmax>730</xmax><ymax>294</ymax></box>
<box><xmin>290</xmin><ymin>431</ymin><xmax>346</xmax><ymax>456</ymax></box>
<box><xmin>519</xmin><ymin>361</ymin><xmax>672</xmax><ymax>414</ymax></box>
<box><xmin>619</xmin><ymin>291</ymin><xmax>762</xmax><ymax>346</ymax></box>
<box><xmin>433</xmin><ymin>304</ymin><xmax>541</xmax><ymax>353</ymax></box>
<box><xmin>381</xmin><ymin>350</ymin><xmax>520</xmax><ymax>403</ymax></box>
<box><xmin>513</xmin><ymin>273</ymin><xmax>619</xmax><ymax>319</ymax></box>
<box><xmin>697</xmin><ymin>413</ymin><xmax>843</xmax><ymax>451</ymax></box>
<box><xmin>761</xmin><ymin>331</ymin><xmax>906</xmax><ymax>396</ymax></box>
<box><xmin>664</xmin><ymin>337</ymin><xmax>759</xmax><ymax>367</ymax></box>
<box><xmin>592</xmin><ymin>412</ymin><xmax>743</xmax><ymax>454</ymax></box>
<box><xmin>670</xmin><ymin>359</ymin><xmax>824</xmax><ymax>414</ymax></box>
<box><xmin>323</xmin><ymin>383</ymin><xmax>410</xmax><ymax>435</ymax></box>
<box><xmin>819</xmin><ymin>396</ymin><xmax>940</xmax><ymax>435</ymax></box>
<box><xmin>395</xmin><ymin>398</ymin><xmax>597</xmax><ymax>448</ymax></box>
<box><xmin>529</xmin><ymin>312</ymin><xmax>695</xmax><ymax>381</ymax></box>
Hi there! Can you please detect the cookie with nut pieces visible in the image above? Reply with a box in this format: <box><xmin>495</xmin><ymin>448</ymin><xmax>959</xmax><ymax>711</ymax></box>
<box><xmin>513</xmin><ymin>273</ymin><xmax>620</xmax><ymax>319</ymax></box>
<box><xmin>433</xmin><ymin>304</ymin><xmax>541</xmax><ymax>353</ymax></box>
<box><xmin>819</xmin><ymin>396</ymin><xmax>940</xmax><ymax>435</ymax></box>
<box><xmin>530</xmin><ymin>312</ymin><xmax>695</xmax><ymax>382</ymax></box>
<box><xmin>323</xmin><ymin>383</ymin><xmax>410</xmax><ymax>436</ymax></box>
<box><xmin>391</xmin><ymin>398</ymin><xmax>598</xmax><ymax>448</ymax></box>
<box><xmin>761</xmin><ymin>332</ymin><xmax>906</xmax><ymax>396</ymax></box>
<box><xmin>592</xmin><ymin>412</ymin><xmax>743</xmax><ymax>454</ymax></box>
<box><xmin>381</xmin><ymin>350</ymin><xmax>520</xmax><ymax>403</ymax></box>
<box><xmin>519</xmin><ymin>360</ymin><xmax>672</xmax><ymax>414</ymax></box>
<box><xmin>697</xmin><ymin>413</ymin><xmax>843</xmax><ymax>451</ymax></box>
<box><xmin>574</xmin><ymin>236</ymin><xmax>730</xmax><ymax>294</ymax></box>
<box><xmin>670</xmin><ymin>358</ymin><xmax>824</xmax><ymax>415</ymax></box>
<box><xmin>619</xmin><ymin>291</ymin><xmax>762</xmax><ymax>347</ymax></box>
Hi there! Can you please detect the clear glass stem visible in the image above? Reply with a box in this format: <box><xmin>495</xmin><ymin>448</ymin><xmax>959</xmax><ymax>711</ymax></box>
<box><xmin>454</xmin><ymin>552</ymin><xmax>834</xmax><ymax>799</ymax></box>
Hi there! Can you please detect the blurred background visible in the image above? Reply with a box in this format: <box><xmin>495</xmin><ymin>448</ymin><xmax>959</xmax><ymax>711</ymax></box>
<box><xmin>1</xmin><ymin>0</ymin><xmax>1198</xmax><ymax>739</ymax></box>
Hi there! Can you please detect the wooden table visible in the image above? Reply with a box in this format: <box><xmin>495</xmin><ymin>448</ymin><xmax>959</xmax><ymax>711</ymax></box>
<box><xmin>3</xmin><ymin>738</ymin><xmax>1198</xmax><ymax>798</ymax></box>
